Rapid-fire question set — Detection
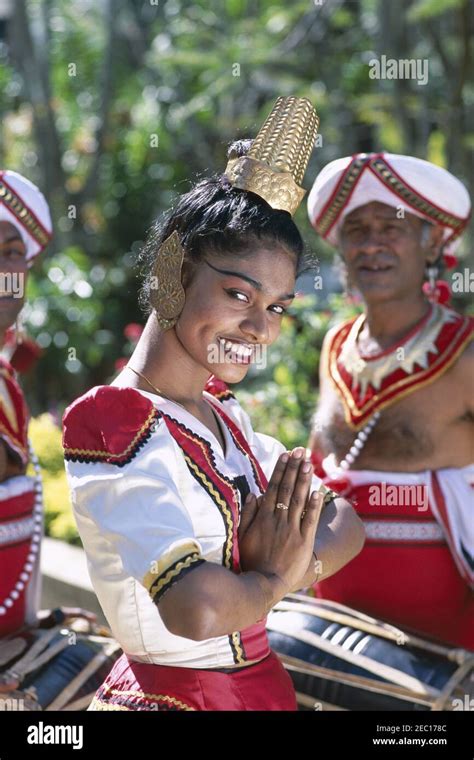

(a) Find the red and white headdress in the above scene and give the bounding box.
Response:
[307,153,471,254]
[0,170,52,264]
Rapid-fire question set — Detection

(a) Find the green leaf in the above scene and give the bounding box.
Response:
[408,0,464,21]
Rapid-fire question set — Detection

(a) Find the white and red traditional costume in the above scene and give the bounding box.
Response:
[316,305,474,649]
[307,153,473,650]
[62,378,324,710]
[0,171,51,635]
[0,358,42,636]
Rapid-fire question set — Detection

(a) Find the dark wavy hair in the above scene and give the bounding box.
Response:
[138,140,315,314]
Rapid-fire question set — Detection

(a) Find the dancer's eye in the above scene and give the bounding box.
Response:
[225,289,249,303]
[269,304,287,315]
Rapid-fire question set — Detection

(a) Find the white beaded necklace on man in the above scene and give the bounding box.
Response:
[0,441,43,617]
[338,410,381,471]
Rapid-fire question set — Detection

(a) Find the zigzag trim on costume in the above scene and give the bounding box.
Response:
[158,412,246,664]
[229,631,245,666]
[63,408,160,466]
[370,156,469,244]
[91,686,195,711]
[184,455,236,570]
[209,401,268,494]
[315,153,470,245]
[325,310,474,429]
[149,552,206,603]
[160,413,241,570]
[316,154,371,237]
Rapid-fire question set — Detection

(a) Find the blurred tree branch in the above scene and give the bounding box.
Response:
[1,0,471,410]
[11,0,65,203]
[77,0,118,204]
[423,0,472,195]
[11,0,119,228]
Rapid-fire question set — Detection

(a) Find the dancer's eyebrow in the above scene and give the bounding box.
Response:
[205,261,295,300]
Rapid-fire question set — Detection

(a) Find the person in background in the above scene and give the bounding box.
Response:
[0,170,53,636]
[0,173,99,709]
[307,152,473,649]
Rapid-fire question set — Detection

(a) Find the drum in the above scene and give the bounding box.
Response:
[267,593,474,711]
[0,616,121,711]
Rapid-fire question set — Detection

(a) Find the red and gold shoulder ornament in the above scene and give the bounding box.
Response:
[62,385,160,467]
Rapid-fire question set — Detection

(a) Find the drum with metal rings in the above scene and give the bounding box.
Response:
[0,617,121,711]
[267,593,474,711]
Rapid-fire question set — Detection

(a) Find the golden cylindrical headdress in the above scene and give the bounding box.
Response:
[224,96,319,216]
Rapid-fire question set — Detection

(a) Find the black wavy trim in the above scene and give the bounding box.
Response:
[93,687,190,711]
[229,633,246,665]
[64,411,162,467]
[163,413,238,572]
[212,389,236,402]
[151,556,206,604]
[160,411,239,498]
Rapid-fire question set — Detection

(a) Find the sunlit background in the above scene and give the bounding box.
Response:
[0,0,472,421]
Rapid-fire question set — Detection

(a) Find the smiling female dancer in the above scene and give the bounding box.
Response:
[62,97,365,711]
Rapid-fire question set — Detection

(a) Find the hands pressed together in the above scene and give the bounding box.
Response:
[238,446,325,594]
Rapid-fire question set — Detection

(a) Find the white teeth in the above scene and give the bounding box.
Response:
[219,338,253,357]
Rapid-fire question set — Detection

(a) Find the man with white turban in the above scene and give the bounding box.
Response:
[0,170,52,262]
[0,170,52,348]
[0,171,118,710]
[0,170,53,636]
[307,152,473,650]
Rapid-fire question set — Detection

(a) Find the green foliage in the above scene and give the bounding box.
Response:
[28,414,81,546]
[0,0,471,420]
[408,0,465,21]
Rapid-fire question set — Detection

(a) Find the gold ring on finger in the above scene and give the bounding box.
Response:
[276,502,289,510]
[300,510,307,520]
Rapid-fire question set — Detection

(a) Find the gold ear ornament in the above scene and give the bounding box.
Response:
[149,230,186,331]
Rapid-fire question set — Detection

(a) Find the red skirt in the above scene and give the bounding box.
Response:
[88,650,296,711]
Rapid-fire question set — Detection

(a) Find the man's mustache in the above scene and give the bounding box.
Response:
[352,254,397,269]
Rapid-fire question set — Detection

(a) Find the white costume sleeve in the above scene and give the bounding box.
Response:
[66,421,205,604]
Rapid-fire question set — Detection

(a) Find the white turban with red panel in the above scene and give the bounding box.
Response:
[0,170,52,264]
[307,152,471,253]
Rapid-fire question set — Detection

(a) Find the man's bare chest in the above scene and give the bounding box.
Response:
[317,373,469,468]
